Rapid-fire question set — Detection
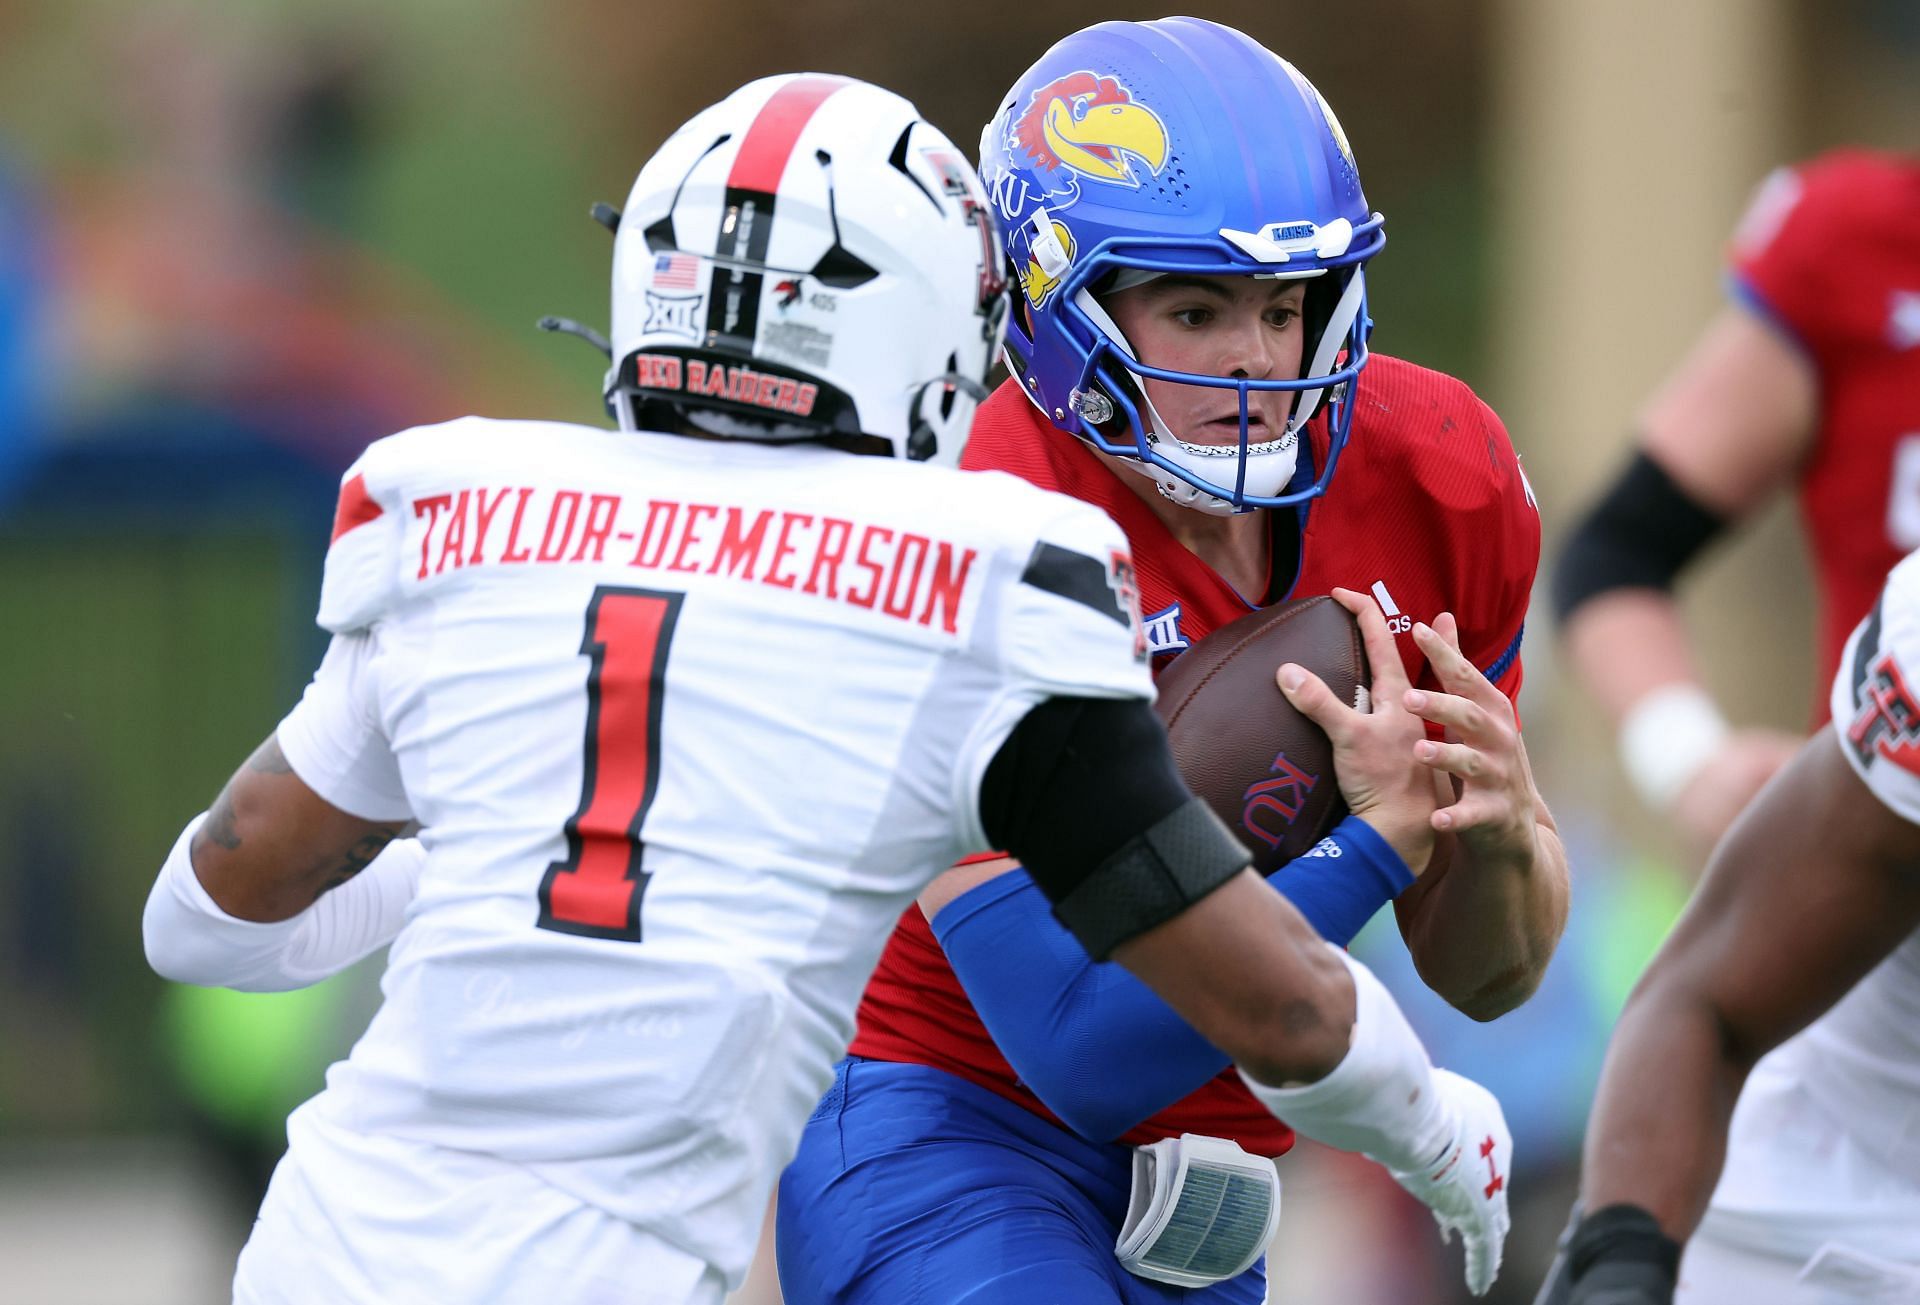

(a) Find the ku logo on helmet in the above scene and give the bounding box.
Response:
[1319,92,1356,173]
[1011,72,1169,188]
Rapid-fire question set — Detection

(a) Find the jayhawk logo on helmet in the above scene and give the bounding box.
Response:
[1020,219,1076,308]
[1011,72,1168,187]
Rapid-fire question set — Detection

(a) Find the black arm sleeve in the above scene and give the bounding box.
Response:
[979,695,1251,958]
[1551,448,1731,626]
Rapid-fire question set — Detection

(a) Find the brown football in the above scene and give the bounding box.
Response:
[1153,595,1368,873]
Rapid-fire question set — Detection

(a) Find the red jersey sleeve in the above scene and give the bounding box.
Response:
[1461,392,1537,706]
[1359,359,1538,708]
[1729,150,1903,370]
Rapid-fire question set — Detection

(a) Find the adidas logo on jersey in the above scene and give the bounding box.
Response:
[1371,580,1414,635]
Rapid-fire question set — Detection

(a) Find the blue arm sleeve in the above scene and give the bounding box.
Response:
[933,815,1413,1142]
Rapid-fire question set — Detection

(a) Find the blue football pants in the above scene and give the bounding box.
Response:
[776,1057,1267,1304]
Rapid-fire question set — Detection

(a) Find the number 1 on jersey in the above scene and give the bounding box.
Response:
[538,586,683,942]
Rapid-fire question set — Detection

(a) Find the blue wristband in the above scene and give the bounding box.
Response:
[1266,814,1416,945]
[926,817,1417,1141]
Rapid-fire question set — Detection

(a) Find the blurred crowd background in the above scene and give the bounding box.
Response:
[0,1,1915,1302]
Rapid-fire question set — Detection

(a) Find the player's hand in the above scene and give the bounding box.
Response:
[1533,1203,1678,1305]
[1403,614,1540,870]
[1277,587,1437,874]
[1387,1069,1512,1296]
[1672,730,1799,861]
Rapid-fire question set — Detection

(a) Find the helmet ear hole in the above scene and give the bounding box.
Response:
[1087,360,1145,441]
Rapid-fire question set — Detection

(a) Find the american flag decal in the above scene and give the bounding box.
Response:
[653,253,701,290]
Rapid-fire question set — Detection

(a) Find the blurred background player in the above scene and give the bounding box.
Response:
[1541,147,1920,1304]
[1553,150,1920,856]
[140,72,1513,1303]
[1537,549,1920,1303]
[777,20,1560,1303]
[0,149,49,505]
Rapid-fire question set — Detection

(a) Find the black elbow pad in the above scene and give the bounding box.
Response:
[1552,450,1729,625]
[1048,797,1251,959]
[978,695,1250,958]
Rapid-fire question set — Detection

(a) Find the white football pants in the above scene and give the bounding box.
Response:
[233,1102,727,1305]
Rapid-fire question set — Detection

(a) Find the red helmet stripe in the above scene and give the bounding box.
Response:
[726,75,852,194]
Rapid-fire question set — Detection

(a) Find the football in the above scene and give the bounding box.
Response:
[1153,595,1368,873]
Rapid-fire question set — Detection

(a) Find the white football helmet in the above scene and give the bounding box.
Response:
[604,74,1007,465]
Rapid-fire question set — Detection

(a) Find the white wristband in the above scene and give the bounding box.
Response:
[1236,947,1451,1174]
[1618,683,1731,811]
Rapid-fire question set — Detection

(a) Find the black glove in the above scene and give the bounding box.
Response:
[1534,1203,1680,1305]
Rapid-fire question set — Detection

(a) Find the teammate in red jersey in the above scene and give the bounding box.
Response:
[776,19,1564,1303]
[1555,150,1920,853]
[1545,151,1920,1302]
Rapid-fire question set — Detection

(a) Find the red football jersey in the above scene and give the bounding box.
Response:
[849,352,1540,1156]
[1728,149,1920,708]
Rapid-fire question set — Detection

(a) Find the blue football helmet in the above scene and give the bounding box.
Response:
[979,18,1384,514]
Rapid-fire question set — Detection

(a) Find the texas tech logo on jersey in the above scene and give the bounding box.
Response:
[1846,647,1920,778]
[1017,541,1146,661]
[1107,549,1147,662]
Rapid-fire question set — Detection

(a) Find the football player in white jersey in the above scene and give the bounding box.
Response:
[1539,549,1920,1304]
[143,74,1513,1303]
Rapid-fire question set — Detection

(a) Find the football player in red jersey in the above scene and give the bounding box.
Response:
[1544,151,1920,1302]
[1555,150,1920,855]
[137,72,1520,1304]
[776,19,1564,1304]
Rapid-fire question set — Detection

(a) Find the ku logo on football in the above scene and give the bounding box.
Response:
[1240,752,1318,851]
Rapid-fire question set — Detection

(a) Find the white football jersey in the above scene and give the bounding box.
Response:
[1793,549,1920,1182]
[1698,555,1920,1263]
[271,415,1152,1285]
